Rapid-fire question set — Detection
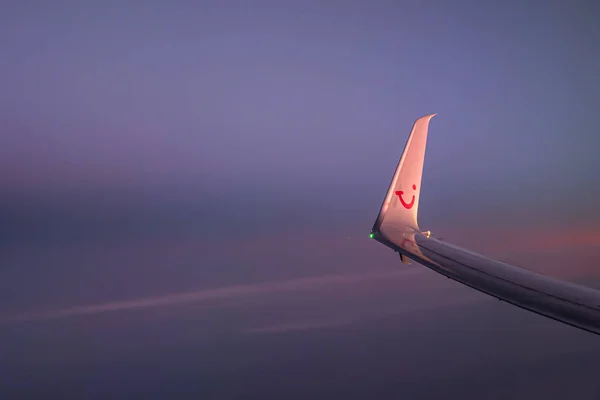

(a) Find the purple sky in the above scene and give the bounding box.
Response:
[1,1,600,397]
[2,1,599,201]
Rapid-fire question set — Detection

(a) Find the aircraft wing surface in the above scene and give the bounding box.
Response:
[370,114,600,335]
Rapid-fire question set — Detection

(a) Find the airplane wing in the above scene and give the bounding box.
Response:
[370,114,600,335]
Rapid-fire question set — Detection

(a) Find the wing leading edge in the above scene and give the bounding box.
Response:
[370,115,600,335]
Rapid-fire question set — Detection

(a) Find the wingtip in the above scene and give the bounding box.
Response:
[415,113,437,124]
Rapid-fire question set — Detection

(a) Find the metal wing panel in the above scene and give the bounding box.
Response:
[376,225,600,335]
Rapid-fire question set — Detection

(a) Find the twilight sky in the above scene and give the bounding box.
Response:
[1,1,600,398]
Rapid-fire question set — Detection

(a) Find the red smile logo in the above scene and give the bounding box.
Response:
[395,184,417,209]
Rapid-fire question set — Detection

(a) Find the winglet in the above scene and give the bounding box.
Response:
[371,114,436,235]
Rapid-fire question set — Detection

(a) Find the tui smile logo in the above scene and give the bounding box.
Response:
[395,184,416,209]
